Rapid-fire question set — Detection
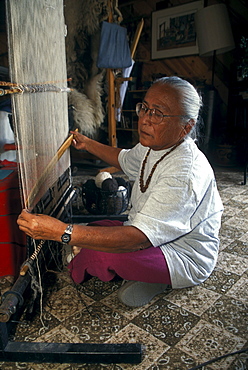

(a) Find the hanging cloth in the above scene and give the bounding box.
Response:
[97,21,132,69]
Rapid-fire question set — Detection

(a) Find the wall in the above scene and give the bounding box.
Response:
[119,0,243,104]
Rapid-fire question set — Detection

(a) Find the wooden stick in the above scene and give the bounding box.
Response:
[131,18,144,59]
[25,129,78,209]
[20,240,45,276]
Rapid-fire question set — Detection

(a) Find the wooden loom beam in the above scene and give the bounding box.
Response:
[0,329,142,364]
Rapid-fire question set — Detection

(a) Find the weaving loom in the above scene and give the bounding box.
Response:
[0,0,141,364]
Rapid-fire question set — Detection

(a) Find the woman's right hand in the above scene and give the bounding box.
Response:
[70,129,122,169]
[70,130,90,151]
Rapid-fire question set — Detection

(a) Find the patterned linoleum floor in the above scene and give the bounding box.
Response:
[0,166,247,369]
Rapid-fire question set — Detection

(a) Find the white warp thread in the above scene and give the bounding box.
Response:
[6,0,70,211]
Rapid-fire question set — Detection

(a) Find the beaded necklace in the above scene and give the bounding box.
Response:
[139,140,184,193]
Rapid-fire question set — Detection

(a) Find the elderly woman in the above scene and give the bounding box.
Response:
[18,76,223,307]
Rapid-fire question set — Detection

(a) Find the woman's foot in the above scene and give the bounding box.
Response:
[66,246,82,263]
[117,281,171,307]
[72,246,81,256]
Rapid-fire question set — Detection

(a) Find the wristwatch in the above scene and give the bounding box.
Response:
[61,224,73,244]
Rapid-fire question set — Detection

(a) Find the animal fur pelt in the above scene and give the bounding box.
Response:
[68,73,105,138]
[64,0,109,138]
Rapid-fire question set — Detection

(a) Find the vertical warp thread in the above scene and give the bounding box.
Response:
[6,0,70,211]
[6,0,71,325]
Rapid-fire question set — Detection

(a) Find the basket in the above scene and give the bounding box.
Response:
[82,180,130,215]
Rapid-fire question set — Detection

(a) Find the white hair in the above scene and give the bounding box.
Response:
[152,76,203,139]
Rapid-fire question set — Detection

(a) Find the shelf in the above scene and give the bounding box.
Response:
[116,88,147,148]
[117,128,137,131]
[127,89,147,93]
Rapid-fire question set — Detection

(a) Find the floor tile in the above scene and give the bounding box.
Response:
[43,285,95,322]
[202,295,248,339]
[132,298,200,347]
[225,275,248,303]
[63,301,129,343]
[216,251,248,275]
[222,216,248,231]
[106,323,170,370]
[202,268,241,294]
[175,320,247,370]
[164,286,220,316]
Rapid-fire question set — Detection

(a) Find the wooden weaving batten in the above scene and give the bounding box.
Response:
[25,129,77,210]
[21,129,78,275]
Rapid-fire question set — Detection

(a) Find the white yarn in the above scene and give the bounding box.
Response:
[95,172,112,188]
[6,0,70,211]
[117,185,127,198]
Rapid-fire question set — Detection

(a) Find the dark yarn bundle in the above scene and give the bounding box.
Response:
[82,173,130,215]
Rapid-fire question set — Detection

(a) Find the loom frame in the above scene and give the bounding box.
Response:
[0,324,142,364]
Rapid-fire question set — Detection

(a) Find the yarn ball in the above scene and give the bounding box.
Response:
[82,179,98,213]
[95,172,112,188]
[82,174,130,215]
[117,185,127,198]
[101,177,119,193]
[115,177,127,187]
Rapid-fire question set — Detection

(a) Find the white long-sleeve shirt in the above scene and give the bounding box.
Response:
[118,138,223,288]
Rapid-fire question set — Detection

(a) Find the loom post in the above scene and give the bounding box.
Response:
[0,274,31,323]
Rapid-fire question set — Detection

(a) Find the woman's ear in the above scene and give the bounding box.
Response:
[184,119,195,135]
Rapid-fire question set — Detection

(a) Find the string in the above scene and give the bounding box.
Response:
[33,239,46,330]
[0,80,72,96]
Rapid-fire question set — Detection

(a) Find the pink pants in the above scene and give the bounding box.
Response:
[68,220,172,285]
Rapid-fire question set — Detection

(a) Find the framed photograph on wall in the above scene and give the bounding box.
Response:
[151,1,203,59]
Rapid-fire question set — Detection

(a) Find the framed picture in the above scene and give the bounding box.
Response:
[151,1,203,59]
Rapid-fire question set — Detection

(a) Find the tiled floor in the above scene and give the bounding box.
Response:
[0,165,247,369]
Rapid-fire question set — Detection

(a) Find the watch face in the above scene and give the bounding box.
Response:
[62,233,71,244]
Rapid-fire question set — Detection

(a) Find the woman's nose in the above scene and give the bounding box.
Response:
[139,113,152,126]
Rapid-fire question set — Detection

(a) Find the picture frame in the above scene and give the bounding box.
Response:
[151,1,203,59]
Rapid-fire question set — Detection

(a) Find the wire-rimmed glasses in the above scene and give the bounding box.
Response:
[136,102,187,125]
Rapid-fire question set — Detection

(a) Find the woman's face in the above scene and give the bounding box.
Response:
[138,84,189,151]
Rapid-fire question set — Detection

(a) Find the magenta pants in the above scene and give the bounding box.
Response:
[68,220,172,285]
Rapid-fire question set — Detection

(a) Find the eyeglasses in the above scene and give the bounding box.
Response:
[136,102,186,125]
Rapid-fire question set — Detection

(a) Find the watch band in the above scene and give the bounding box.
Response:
[61,224,73,244]
[64,224,73,235]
